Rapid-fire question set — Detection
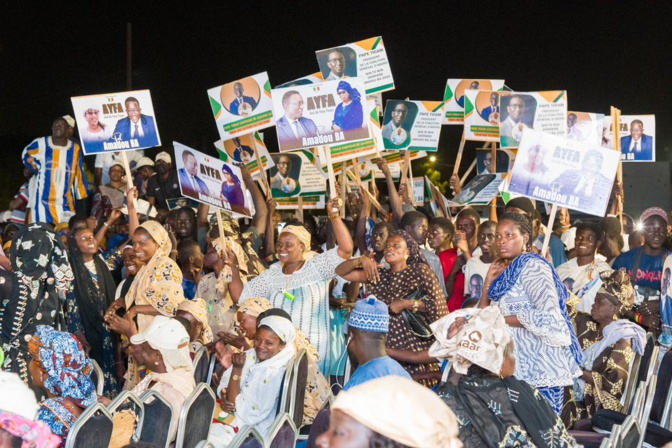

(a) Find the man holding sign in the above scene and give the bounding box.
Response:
[275,90,318,147]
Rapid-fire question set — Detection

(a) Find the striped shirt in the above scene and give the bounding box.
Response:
[22,137,88,225]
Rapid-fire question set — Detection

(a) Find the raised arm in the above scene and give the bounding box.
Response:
[375,158,404,226]
[240,163,268,234]
[355,190,371,255]
[127,187,140,237]
[263,198,277,261]
[327,197,354,260]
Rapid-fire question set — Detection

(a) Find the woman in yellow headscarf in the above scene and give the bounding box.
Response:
[106,189,185,388]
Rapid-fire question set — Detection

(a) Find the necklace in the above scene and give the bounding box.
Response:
[282,260,305,301]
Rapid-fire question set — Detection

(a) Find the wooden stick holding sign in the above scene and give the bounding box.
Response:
[297,197,304,222]
[611,106,624,222]
[340,169,347,218]
[321,146,343,218]
[451,130,467,189]
[540,203,558,258]
[120,151,138,209]
[490,141,498,221]
[252,143,271,194]
[433,183,449,218]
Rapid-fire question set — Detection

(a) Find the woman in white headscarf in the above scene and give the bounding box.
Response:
[209,315,297,445]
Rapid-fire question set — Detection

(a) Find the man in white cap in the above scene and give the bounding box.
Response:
[134,156,155,198]
[343,297,410,391]
[94,149,145,189]
[147,151,181,210]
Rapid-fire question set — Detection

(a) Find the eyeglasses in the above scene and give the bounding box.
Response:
[328,58,345,63]
[86,110,99,115]
[392,109,407,115]
[337,91,348,95]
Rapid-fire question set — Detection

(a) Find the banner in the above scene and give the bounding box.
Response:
[207,72,274,140]
[476,148,514,174]
[271,78,371,152]
[173,142,252,218]
[566,111,604,146]
[442,79,505,125]
[499,91,567,149]
[214,132,275,179]
[448,174,504,206]
[464,90,502,142]
[71,89,161,154]
[506,129,619,216]
[316,36,394,94]
[602,114,656,162]
[382,100,444,151]
[268,150,327,198]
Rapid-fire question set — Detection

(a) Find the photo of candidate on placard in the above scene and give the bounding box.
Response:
[382,100,418,148]
[316,46,358,81]
[270,153,301,195]
[442,78,506,124]
[499,94,537,148]
[603,115,656,162]
[507,129,618,216]
[271,79,371,152]
[166,197,200,210]
[567,112,604,146]
[450,174,497,205]
[71,89,161,154]
[476,149,511,174]
[207,72,274,140]
[214,132,275,179]
[174,142,251,217]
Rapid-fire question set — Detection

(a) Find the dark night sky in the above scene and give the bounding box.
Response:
[1,1,671,200]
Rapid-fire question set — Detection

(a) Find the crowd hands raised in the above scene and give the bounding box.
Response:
[3,120,672,447]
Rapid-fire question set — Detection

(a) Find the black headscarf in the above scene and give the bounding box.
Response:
[389,229,428,266]
[68,232,117,367]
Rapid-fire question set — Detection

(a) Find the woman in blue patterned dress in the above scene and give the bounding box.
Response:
[28,326,98,445]
[479,212,582,416]
[332,81,364,131]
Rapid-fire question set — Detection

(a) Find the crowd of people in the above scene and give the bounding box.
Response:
[2,115,672,447]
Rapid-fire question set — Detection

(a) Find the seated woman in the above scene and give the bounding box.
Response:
[431,306,576,448]
[209,315,296,445]
[316,376,461,448]
[567,269,645,423]
[28,326,98,444]
[217,298,330,426]
[101,315,196,443]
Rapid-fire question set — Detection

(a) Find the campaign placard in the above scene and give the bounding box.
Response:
[442,79,505,125]
[412,177,424,206]
[214,132,274,179]
[567,111,604,146]
[499,91,567,149]
[173,142,252,218]
[271,79,371,152]
[381,100,444,151]
[425,176,451,217]
[268,150,327,198]
[464,90,502,142]
[316,36,394,95]
[448,174,504,206]
[71,89,161,154]
[506,129,619,216]
[329,97,380,163]
[602,114,656,162]
[476,148,514,174]
[207,72,274,140]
